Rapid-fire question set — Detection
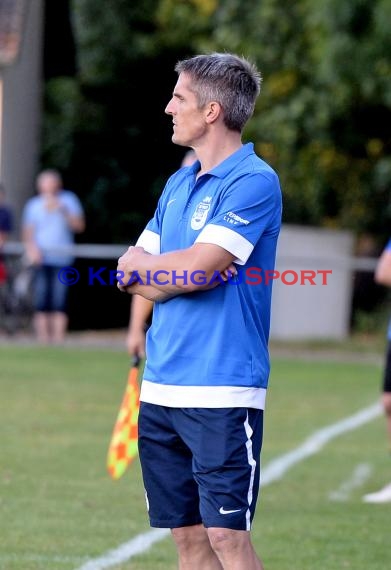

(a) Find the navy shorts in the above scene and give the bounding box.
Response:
[33,265,68,312]
[138,403,263,531]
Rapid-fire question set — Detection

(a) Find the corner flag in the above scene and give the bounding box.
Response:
[107,356,141,479]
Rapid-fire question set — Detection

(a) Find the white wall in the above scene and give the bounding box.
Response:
[270,225,355,340]
[0,0,43,234]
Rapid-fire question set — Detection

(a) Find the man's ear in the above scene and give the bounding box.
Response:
[205,101,222,124]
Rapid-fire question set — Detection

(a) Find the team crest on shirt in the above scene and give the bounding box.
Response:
[191,196,212,230]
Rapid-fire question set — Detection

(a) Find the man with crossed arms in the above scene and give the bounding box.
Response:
[118,53,282,570]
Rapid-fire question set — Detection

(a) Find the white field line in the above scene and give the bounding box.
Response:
[261,402,381,486]
[74,529,170,570]
[328,463,373,502]
[75,401,382,570]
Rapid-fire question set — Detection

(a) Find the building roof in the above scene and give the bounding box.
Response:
[0,0,26,67]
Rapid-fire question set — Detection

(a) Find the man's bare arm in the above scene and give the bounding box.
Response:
[126,295,153,357]
[22,223,42,265]
[117,242,237,297]
[61,207,85,233]
[375,249,391,287]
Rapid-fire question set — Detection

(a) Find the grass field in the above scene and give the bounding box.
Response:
[1,344,390,570]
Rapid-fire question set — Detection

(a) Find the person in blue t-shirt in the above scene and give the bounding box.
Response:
[363,239,391,503]
[22,169,85,344]
[117,53,282,569]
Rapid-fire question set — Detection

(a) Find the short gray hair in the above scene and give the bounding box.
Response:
[175,53,262,132]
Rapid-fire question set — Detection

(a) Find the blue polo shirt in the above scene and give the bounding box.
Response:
[137,143,282,409]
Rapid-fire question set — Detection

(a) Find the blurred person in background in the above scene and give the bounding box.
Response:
[21,169,85,344]
[126,149,197,357]
[363,239,391,503]
[0,184,13,285]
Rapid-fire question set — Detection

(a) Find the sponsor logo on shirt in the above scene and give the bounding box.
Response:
[191,196,212,230]
[223,211,250,225]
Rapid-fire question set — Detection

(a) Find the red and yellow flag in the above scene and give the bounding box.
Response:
[107,357,141,479]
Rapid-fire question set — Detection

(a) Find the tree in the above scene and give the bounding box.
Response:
[191,0,391,238]
[42,0,198,243]
[41,0,391,243]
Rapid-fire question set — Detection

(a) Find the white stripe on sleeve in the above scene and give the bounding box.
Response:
[195,224,253,265]
[136,229,161,255]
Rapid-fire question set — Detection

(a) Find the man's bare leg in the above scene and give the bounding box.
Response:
[207,528,264,570]
[33,312,50,344]
[51,311,68,344]
[382,393,391,451]
[172,525,223,570]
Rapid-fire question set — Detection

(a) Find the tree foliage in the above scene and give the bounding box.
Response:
[41,0,391,244]
[192,0,391,236]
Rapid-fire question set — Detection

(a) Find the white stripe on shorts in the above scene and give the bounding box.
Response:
[244,412,257,531]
